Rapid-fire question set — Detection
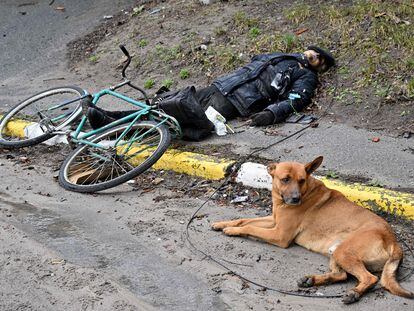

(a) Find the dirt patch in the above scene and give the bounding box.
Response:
[0,144,67,171]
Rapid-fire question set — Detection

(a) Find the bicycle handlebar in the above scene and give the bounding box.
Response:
[118,44,150,104]
[120,44,131,78]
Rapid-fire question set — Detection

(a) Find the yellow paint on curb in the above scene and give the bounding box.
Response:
[0,115,33,138]
[152,150,235,180]
[124,146,235,180]
[321,177,414,220]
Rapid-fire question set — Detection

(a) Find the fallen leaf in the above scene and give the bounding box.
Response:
[374,12,386,18]
[152,177,164,185]
[295,28,309,36]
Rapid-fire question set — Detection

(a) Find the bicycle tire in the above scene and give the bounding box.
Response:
[58,120,171,193]
[0,86,87,148]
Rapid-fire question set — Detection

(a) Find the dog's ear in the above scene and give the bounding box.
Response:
[305,156,323,175]
[267,163,277,176]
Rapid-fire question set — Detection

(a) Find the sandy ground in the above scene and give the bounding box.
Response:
[0,147,413,310]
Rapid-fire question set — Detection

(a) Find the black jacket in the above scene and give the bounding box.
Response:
[212,53,318,122]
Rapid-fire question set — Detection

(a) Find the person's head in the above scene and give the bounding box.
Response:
[303,46,335,73]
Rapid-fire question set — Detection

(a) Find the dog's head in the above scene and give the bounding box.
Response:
[267,156,323,206]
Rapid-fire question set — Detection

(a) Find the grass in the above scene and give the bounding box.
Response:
[132,5,144,17]
[162,78,174,89]
[214,26,227,36]
[249,27,261,38]
[138,39,148,48]
[179,69,189,79]
[326,170,339,179]
[155,44,182,63]
[283,0,414,100]
[233,11,258,29]
[144,79,155,89]
[282,33,298,51]
[88,55,99,63]
[368,180,383,188]
[284,4,311,24]
[408,79,414,97]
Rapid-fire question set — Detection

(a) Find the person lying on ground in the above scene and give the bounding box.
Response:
[86,45,335,141]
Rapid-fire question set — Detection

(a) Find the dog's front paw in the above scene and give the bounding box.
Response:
[211,221,227,231]
[342,290,360,304]
[223,227,242,236]
[297,276,314,288]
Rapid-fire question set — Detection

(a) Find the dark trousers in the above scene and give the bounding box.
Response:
[195,85,240,120]
[99,85,239,121]
[87,85,238,141]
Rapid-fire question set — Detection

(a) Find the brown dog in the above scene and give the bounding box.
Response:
[212,156,413,304]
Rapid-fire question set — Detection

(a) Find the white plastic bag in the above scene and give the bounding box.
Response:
[205,106,227,136]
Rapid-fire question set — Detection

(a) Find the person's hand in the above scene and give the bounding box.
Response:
[250,111,274,126]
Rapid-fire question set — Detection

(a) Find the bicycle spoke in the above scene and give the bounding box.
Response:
[104,160,116,183]
[89,159,109,185]
[68,158,100,180]
[112,156,129,174]
[80,159,107,185]
[68,157,99,176]
[123,134,160,161]
[60,120,170,192]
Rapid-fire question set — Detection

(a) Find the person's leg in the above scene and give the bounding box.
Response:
[195,85,216,108]
[196,85,240,120]
[86,106,136,129]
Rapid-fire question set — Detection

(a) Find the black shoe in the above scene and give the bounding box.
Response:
[81,95,94,116]
[87,107,116,129]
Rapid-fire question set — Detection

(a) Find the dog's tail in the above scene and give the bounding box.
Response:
[380,243,414,298]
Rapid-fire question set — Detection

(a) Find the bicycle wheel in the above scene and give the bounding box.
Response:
[0,86,87,148]
[59,120,171,193]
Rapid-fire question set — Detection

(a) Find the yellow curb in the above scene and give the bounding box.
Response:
[321,177,414,220]
[0,115,33,138]
[127,147,236,180]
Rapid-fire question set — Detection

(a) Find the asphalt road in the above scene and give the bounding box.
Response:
[0,0,135,101]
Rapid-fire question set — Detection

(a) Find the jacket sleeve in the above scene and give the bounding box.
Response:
[264,69,318,123]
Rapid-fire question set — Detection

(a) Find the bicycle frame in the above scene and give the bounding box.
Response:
[47,82,182,150]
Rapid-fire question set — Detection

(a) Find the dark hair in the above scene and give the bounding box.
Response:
[307,45,335,70]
